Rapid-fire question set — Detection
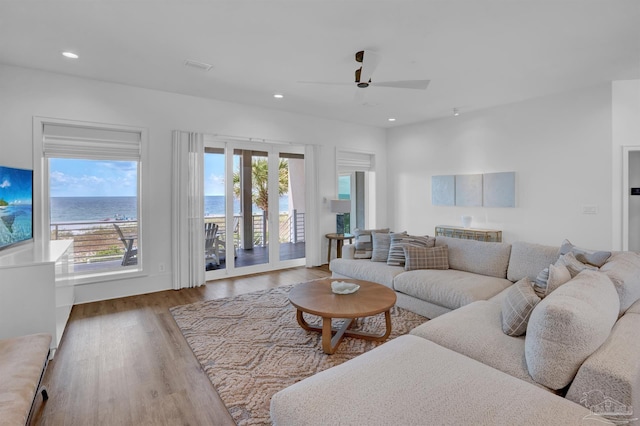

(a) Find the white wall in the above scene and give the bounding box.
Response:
[386,84,614,249]
[0,64,386,303]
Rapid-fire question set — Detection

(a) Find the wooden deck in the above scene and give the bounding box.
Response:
[208,242,305,270]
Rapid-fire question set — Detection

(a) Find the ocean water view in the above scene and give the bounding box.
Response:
[50,196,290,223]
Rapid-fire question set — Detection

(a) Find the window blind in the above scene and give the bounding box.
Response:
[42,123,141,160]
[337,150,374,171]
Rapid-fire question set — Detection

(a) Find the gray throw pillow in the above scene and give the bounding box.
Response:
[501,278,541,337]
[353,228,389,259]
[403,245,449,271]
[559,239,611,267]
[387,234,436,266]
[556,251,598,277]
[371,232,399,262]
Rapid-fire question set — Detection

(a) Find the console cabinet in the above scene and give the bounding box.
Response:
[435,225,502,242]
[0,240,74,356]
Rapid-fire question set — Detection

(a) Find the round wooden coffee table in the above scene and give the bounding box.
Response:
[288,278,397,354]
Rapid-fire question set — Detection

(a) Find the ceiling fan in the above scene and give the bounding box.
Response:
[299,50,430,93]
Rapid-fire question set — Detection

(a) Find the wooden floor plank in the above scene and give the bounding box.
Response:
[33,265,330,425]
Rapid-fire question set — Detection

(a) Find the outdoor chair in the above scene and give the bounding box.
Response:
[205,222,222,266]
[113,223,137,266]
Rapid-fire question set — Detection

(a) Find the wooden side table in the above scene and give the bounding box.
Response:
[325,233,354,263]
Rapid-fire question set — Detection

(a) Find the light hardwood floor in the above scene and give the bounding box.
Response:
[33,266,331,426]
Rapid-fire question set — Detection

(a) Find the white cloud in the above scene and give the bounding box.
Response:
[0,179,10,188]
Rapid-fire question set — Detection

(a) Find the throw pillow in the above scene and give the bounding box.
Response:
[525,270,620,390]
[403,245,449,271]
[545,263,572,296]
[559,239,611,267]
[371,231,402,262]
[556,251,598,277]
[501,278,541,337]
[532,267,550,298]
[387,234,436,266]
[353,228,389,259]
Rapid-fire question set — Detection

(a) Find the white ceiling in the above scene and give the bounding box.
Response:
[1,1,639,128]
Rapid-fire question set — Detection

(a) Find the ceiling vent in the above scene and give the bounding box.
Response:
[184,59,213,71]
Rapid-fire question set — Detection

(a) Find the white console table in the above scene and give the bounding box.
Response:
[0,240,74,356]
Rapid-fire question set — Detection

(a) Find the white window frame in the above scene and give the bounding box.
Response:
[33,117,148,284]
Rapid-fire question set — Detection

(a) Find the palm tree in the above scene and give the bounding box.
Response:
[233,158,289,218]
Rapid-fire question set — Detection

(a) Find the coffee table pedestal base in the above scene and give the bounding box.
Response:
[295,309,392,355]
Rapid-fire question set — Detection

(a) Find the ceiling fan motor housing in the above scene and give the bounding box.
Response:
[354,67,370,87]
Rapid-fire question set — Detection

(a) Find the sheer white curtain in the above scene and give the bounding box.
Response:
[171,131,205,289]
[304,144,322,267]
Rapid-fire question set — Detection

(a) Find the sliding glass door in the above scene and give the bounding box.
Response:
[204,138,306,279]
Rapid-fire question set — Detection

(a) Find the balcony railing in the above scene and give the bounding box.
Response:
[50,220,138,266]
[50,211,305,267]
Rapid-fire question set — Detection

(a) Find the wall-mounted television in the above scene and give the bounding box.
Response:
[0,165,33,252]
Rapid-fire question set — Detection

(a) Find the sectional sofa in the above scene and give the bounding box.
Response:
[270,235,640,425]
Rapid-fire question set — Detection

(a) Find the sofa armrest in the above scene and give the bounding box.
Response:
[566,311,640,421]
[342,244,355,259]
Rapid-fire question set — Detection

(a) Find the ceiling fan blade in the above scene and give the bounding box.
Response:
[372,80,431,90]
[358,50,380,83]
[297,80,354,87]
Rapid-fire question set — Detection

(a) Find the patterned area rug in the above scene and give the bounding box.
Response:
[170,284,427,425]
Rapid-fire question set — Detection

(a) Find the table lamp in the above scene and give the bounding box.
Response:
[330,199,351,235]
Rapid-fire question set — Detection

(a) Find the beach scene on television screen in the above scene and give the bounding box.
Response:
[0,166,33,248]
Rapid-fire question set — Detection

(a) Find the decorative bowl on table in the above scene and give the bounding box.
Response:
[331,281,360,294]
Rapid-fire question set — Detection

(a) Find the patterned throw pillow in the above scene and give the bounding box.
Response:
[501,278,541,337]
[403,245,449,271]
[387,234,436,266]
[559,239,611,267]
[353,228,389,259]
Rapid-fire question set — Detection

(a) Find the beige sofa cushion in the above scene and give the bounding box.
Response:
[393,269,512,311]
[270,335,591,426]
[329,258,404,289]
[0,333,51,426]
[627,298,640,315]
[599,251,640,315]
[566,311,640,420]
[525,270,620,390]
[411,301,541,388]
[435,236,511,278]
[507,241,560,282]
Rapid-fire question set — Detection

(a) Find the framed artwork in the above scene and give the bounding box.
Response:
[431,175,455,206]
[483,172,516,207]
[455,174,483,207]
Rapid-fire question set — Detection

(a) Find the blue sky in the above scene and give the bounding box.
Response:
[48,155,234,197]
[204,152,241,196]
[49,159,137,197]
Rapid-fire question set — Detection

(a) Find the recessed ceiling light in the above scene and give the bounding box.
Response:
[388,118,396,122]
[273,93,284,99]
[62,51,79,59]
[453,108,460,117]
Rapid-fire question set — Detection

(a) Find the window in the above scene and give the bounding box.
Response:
[34,118,145,280]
